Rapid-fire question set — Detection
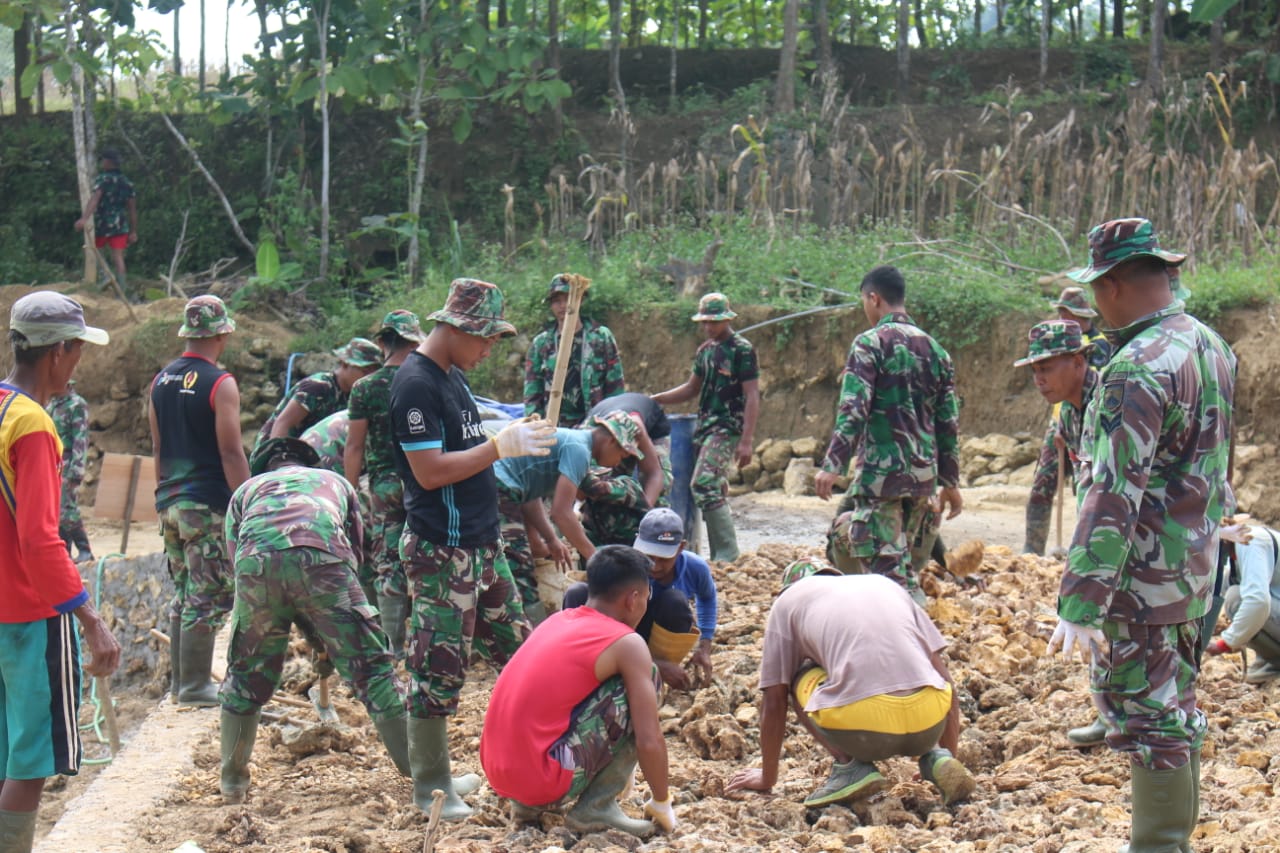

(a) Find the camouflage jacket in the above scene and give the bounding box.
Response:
[580,449,674,546]
[93,169,135,237]
[1061,303,1236,628]
[1083,326,1113,369]
[47,389,89,485]
[347,364,399,480]
[820,312,960,497]
[255,371,345,451]
[1057,365,1100,480]
[300,411,348,475]
[225,465,363,567]
[523,319,625,427]
[693,332,759,441]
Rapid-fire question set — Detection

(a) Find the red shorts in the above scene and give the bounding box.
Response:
[95,233,128,249]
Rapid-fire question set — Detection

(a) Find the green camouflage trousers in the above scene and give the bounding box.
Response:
[497,491,541,617]
[368,474,408,599]
[58,477,91,553]
[161,501,233,633]
[1092,620,1206,770]
[220,546,404,721]
[400,530,530,717]
[692,431,737,512]
[542,667,662,807]
[827,493,931,599]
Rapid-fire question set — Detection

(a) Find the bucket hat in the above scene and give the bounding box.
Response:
[333,337,382,367]
[379,309,426,344]
[1013,320,1088,367]
[691,292,737,322]
[179,295,236,338]
[428,278,517,339]
[1065,218,1187,284]
[591,410,644,459]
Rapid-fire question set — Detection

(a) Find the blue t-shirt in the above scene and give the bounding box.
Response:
[494,428,593,502]
[652,551,718,640]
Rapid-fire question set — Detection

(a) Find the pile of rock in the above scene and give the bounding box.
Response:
[727,437,843,497]
[960,432,1042,488]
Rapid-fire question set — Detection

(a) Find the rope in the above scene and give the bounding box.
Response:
[79,552,126,765]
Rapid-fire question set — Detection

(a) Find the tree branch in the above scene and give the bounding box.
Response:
[160,113,256,255]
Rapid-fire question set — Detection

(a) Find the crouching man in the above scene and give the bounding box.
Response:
[480,545,676,837]
[219,437,413,803]
[728,560,975,808]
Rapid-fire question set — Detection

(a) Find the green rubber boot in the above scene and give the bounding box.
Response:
[177,627,220,707]
[0,808,37,853]
[220,708,261,804]
[1067,716,1108,748]
[703,504,740,563]
[919,748,977,805]
[565,737,654,837]
[1118,761,1196,853]
[168,614,182,703]
[1023,502,1051,555]
[803,759,889,807]
[1182,750,1200,853]
[407,717,478,820]
[377,592,410,660]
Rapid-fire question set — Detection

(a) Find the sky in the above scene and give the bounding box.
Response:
[134,2,269,74]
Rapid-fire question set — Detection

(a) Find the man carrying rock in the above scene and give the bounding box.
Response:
[1,292,121,852]
[46,379,94,564]
[1047,218,1235,852]
[727,560,974,809]
[389,278,555,820]
[480,545,675,838]
[253,336,382,452]
[149,295,250,707]
[815,265,962,604]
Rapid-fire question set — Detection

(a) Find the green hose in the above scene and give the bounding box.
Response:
[79,552,126,765]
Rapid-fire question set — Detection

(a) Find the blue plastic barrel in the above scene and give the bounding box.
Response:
[667,414,699,541]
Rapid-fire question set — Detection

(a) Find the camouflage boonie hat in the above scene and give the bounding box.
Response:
[1066,218,1187,284]
[1049,286,1097,319]
[428,278,517,339]
[780,558,841,592]
[249,436,320,477]
[333,337,382,367]
[591,410,644,459]
[178,295,236,338]
[379,309,426,344]
[691,292,737,322]
[1013,320,1088,367]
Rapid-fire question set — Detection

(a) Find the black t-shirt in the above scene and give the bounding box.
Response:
[150,353,234,512]
[588,392,670,440]
[390,351,499,547]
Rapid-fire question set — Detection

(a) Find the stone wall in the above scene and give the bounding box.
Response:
[85,553,171,697]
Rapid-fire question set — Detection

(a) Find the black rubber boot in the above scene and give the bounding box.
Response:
[407,717,479,820]
[1023,502,1051,555]
[220,708,261,804]
[565,737,655,837]
[168,615,182,703]
[177,627,221,707]
[1119,761,1196,853]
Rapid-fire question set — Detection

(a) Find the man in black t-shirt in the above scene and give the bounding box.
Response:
[389,278,555,821]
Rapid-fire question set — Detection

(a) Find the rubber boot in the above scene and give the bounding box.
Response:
[168,615,182,703]
[1067,715,1108,748]
[177,627,221,707]
[919,748,976,805]
[565,738,655,837]
[702,504,740,563]
[1118,761,1196,853]
[374,715,413,778]
[1182,750,1200,853]
[0,808,37,853]
[406,717,478,820]
[377,591,410,659]
[523,599,549,627]
[1023,502,1051,555]
[220,708,261,804]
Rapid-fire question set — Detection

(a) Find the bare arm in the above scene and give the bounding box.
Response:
[74,601,121,678]
[214,377,251,490]
[403,442,498,491]
[634,425,663,507]
[268,398,311,439]
[736,377,760,467]
[651,372,702,407]
[75,189,103,230]
[726,683,789,792]
[127,197,138,244]
[605,634,669,801]
[344,417,368,488]
[521,499,572,569]
[551,474,596,561]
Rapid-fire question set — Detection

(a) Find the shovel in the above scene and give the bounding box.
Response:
[308,653,340,724]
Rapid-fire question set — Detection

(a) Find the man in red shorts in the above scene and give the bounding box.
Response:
[74,148,137,293]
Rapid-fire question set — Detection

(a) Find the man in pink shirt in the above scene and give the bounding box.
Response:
[1,292,121,852]
[481,545,676,837]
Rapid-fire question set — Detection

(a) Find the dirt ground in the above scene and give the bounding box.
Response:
[37,490,1280,853]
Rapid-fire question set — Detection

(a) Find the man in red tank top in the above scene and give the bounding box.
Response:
[480,545,677,837]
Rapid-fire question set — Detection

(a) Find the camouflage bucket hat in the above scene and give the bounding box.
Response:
[179,295,236,338]
[1049,286,1097,319]
[333,337,382,367]
[1065,218,1187,284]
[780,558,841,592]
[691,291,737,322]
[379,309,426,344]
[428,278,517,339]
[249,436,320,477]
[592,410,644,459]
[1013,320,1088,367]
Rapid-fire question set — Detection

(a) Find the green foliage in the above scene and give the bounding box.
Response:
[1183,251,1280,322]
[1073,42,1136,89]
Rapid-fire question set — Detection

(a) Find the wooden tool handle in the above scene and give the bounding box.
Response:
[1055,443,1066,551]
[544,274,592,427]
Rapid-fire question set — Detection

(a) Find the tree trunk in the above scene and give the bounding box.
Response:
[66,11,96,285]
[173,5,181,74]
[669,0,678,110]
[628,0,641,46]
[996,0,1005,34]
[14,15,33,118]
[897,0,910,101]
[199,0,206,89]
[913,0,928,47]
[407,0,429,287]
[698,0,709,46]
[1137,0,1149,35]
[774,0,799,112]
[316,0,332,281]
[1040,0,1050,85]
[1146,0,1165,96]
[608,0,629,187]
[749,0,760,45]
[974,0,982,35]
[498,0,508,27]
[224,0,231,79]
[1209,17,1223,68]
[1098,0,1105,37]
[813,0,833,76]
[1112,0,1123,37]
[478,0,490,28]
[549,0,562,134]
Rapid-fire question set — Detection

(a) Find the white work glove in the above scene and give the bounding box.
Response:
[1047,618,1106,665]
[643,794,677,832]
[493,417,556,459]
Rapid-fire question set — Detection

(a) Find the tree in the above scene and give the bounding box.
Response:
[896,0,909,101]
[1040,0,1050,85]
[13,13,33,117]
[1112,0,1123,36]
[774,0,798,112]
[1147,0,1166,96]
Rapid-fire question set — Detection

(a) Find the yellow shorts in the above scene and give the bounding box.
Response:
[794,667,952,734]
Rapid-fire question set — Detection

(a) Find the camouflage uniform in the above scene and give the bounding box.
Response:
[823,312,959,600]
[92,169,135,237]
[349,364,407,599]
[162,503,234,631]
[222,464,403,722]
[299,411,379,599]
[1025,366,1100,554]
[580,445,674,546]
[1061,221,1236,772]
[253,338,381,452]
[47,385,92,557]
[523,319,625,427]
[691,333,759,511]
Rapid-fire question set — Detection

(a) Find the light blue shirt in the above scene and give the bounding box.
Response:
[1223,526,1280,650]
[494,428,593,502]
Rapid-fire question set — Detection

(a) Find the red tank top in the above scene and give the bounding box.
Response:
[480,606,632,804]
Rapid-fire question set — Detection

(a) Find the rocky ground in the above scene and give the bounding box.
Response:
[47,490,1280,853]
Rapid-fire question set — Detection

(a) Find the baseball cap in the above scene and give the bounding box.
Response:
[9,292,109,347]
[633,508,685,558]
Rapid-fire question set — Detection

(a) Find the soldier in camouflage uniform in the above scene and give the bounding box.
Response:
[1046,219,1236,852]
[47,380,93,563]
[814,267,962,605]
[1024,286,1113,554]
[652,293,759,562]
[218,437,411,804]
[74,148,137,293]
[523,274,626,427]
[389,278,556,820]
[580,393,673,546]
[253,337,382,453]
[346,310,427,658]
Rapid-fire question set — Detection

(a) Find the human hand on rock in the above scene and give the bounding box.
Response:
[656,658,690,690]
[1205,637,1231,657]
[725,768,772,794]
[1047,618,1104,665]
